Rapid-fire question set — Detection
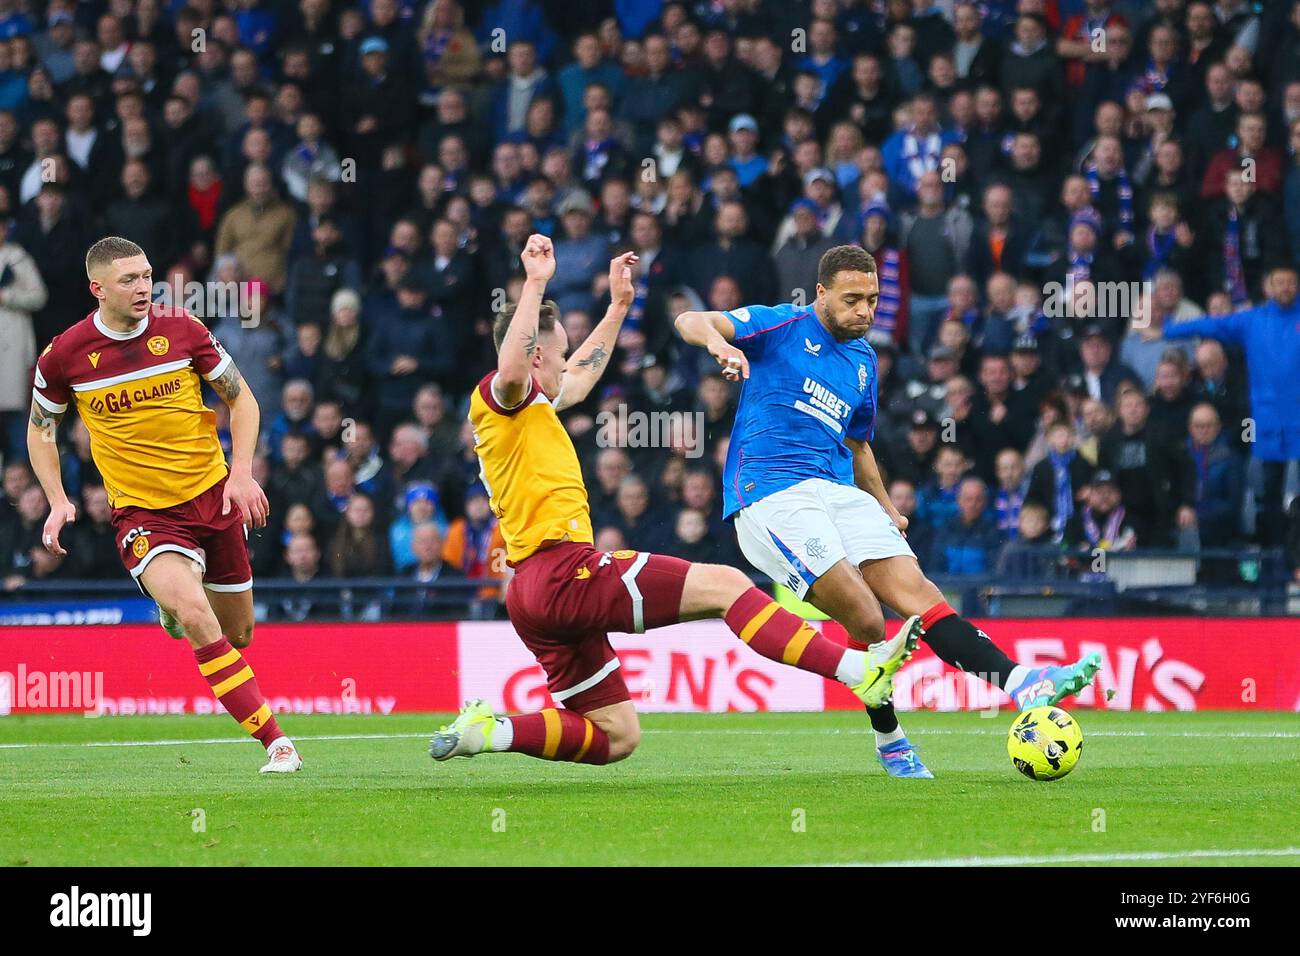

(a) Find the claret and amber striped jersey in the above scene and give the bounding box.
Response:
[469,372,593,564]
[33,305,232,510]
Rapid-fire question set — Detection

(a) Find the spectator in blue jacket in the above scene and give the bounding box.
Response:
[267,379,316,465]
[489,40,555,140]
[1165,265,1300,546]
[881,93,962,197]
[551,190,609,313]
[234,0,279,58]
[614,0,663,40]
[619,34,697,153]
[931,477,1002,574]
[916,445,969,531]
[475,0,558,63]
[389,483,448,573]
[1185,402,1246,547]
[557,33,625,135]
[365,275,448,423]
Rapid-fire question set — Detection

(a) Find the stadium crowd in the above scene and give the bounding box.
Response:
[0,0,1299,617]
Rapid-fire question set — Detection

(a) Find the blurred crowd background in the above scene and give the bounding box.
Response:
[0,0,1299,618]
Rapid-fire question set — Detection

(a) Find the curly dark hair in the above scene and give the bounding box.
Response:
[817,245,877,289]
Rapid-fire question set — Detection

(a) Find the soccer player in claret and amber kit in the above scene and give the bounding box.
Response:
[26,237,300,773]
[428,235,917,767]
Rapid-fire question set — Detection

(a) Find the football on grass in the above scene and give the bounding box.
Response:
[1008,706,1083,781]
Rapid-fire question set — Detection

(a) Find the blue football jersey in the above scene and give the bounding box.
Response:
[721,302,879,518]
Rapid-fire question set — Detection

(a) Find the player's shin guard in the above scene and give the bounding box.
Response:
[919,601,1018,689]
[194,637,284,748]
[723,587,845,678]
[501,709,610,764]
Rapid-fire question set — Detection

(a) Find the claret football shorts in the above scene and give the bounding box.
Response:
[110,475,253,595]
[506,542,690,712]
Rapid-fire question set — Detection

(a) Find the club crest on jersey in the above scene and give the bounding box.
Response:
[88,351,102,368]
[147,335,170,356]
[804,338,822,356]
[858,364,868,392]
[730,307,750,323]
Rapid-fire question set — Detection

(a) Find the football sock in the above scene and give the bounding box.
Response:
[194,638,283,748]
[875,727,907,747]
[725,587,848,680]
[842,626,906,739]
[1004,664,1034,692]
[867,701,900,735]
[920,601,1018,690]
[498,709,610,764]
[491,717,515,751]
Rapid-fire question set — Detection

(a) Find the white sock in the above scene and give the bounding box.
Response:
[834,649,865,686]
[875,727,907,748]
[491,717,513,753]
[1004,664,1034,692]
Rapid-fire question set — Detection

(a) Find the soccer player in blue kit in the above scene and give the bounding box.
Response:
[676,245,1101,778]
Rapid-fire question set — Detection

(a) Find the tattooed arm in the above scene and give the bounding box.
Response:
[555,251,638,412]
[209,360,269,528]
[27,400,75,555]
[496,234,555,409]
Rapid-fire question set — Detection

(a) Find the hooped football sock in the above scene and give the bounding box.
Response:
[725,587,848,679]
[194,637,283,748]
[919,601,1018,690]
[501,709,610,764]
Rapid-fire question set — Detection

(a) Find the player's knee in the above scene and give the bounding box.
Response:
[171,596,214,635]
[919,579,945,609]
[711,564,753,611]
[845,604,886,646]
[606,723,641,762]
[683,562,754,618]
[227,622,254,649]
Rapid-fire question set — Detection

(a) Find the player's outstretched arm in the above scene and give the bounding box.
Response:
[1161,307,1248,347]
[27,400,75,555]
[555,251,638,411]
[674,309,749,381]
[210,361,269,529]
[847,436,907,533]
[497,233,555,408]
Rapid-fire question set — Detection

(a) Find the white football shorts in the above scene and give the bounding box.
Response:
[734,477,915,599]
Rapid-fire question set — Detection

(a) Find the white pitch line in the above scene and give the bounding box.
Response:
[816,847,1300,867]
[0,727,1298,750]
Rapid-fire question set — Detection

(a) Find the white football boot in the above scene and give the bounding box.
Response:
[259,738,303,774]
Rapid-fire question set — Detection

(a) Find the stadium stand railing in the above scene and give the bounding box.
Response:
[3,548,1293,622]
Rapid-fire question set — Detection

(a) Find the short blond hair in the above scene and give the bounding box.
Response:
[85,236,145,278]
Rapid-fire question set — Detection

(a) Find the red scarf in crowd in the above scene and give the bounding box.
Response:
[187,179,223,231]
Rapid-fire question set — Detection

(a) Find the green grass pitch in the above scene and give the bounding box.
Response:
[1,711,1297,866]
